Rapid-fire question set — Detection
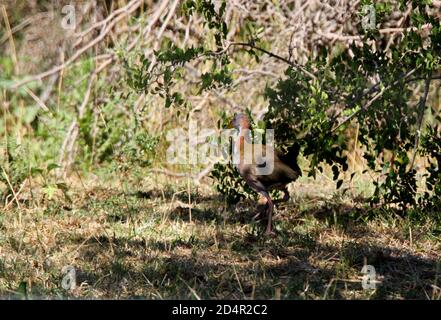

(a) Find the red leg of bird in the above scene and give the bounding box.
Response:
[264,196,275,236]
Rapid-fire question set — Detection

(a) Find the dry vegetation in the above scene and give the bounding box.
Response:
[0,0,440,299]
[0,173,440,299]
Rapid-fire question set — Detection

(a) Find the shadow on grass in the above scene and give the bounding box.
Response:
[70,229,440,299]
[60,188,441,299]
[130,188,222,203]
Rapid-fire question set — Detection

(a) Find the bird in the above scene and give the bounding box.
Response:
[228,113,302,235]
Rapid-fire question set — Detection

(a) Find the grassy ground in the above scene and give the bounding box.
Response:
[0,172,440,300]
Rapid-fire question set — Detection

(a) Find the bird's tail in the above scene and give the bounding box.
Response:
[280,142,302,176]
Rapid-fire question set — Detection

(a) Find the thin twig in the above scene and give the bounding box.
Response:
[74,0,141,46]
[409,73,432,170]
[331,68,419,133]
[11,0,143,89]
[1,166,21,209]
[0,12,52,46]
[209,41,317,81]
[23,87,50,112]
[1,5,19,74]
[58,71,97,175]
[318,25,433,42]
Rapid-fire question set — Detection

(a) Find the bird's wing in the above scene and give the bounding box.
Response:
[238,163,269,195]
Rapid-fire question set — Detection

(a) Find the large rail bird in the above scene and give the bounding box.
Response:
[229,113,301,235]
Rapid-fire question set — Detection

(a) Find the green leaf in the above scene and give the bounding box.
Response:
[16,282,28,300]
[31,167,43,176]
[47,163,60,172]
[42,184,57,200]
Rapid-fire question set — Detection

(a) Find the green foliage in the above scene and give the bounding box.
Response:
[0,45,160,203]
[116,132,159,171]
[182,0,228,47]
[371,150,417,209]
[0,139,70,203]
[121,0,232,109]
[263,6,440,209]
[145,0,441,212]
[200,65,232,91]
[210,162,255,204]
[32,163,71,202]
[0,139,30,201]
[419,125,441,210]
[64,56,160,173]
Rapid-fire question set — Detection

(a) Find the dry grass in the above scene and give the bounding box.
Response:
[0,173,440,300]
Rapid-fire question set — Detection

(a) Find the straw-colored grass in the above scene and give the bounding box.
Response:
[0,172,439,300]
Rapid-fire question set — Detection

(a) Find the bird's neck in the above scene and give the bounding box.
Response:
[236,128,251,159]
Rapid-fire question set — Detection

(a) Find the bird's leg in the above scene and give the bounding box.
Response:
[257,191,275,235]
[264,196,275,236]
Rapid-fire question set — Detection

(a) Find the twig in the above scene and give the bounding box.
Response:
[231,42,317,80]
[318,25,433,42]
[405,75,441,84]
[151,168,188,177]
[11,0,142,89]
[194,162,216,182]
[23,87,50,112]
[4,178,27,210]
[58,70,98,175]
[0,12,52,46]
[156,0,180,42]
[1,166,21,209]
[331,87,385,133]
[409,73,432,170]
[151,162,216,183]
[1,5,19,74]
[232,68,279,78]
[183,15,192,47]
[287,1,309,62]
[74,0,141,46]
[331,68,419,133]
[179,276,201,300]
[210,41,317,81]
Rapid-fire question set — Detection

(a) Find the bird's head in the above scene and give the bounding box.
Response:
[227,113,251,131]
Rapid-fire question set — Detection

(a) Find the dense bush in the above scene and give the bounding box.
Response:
[1,0,440,211]
[146,0,441,210]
